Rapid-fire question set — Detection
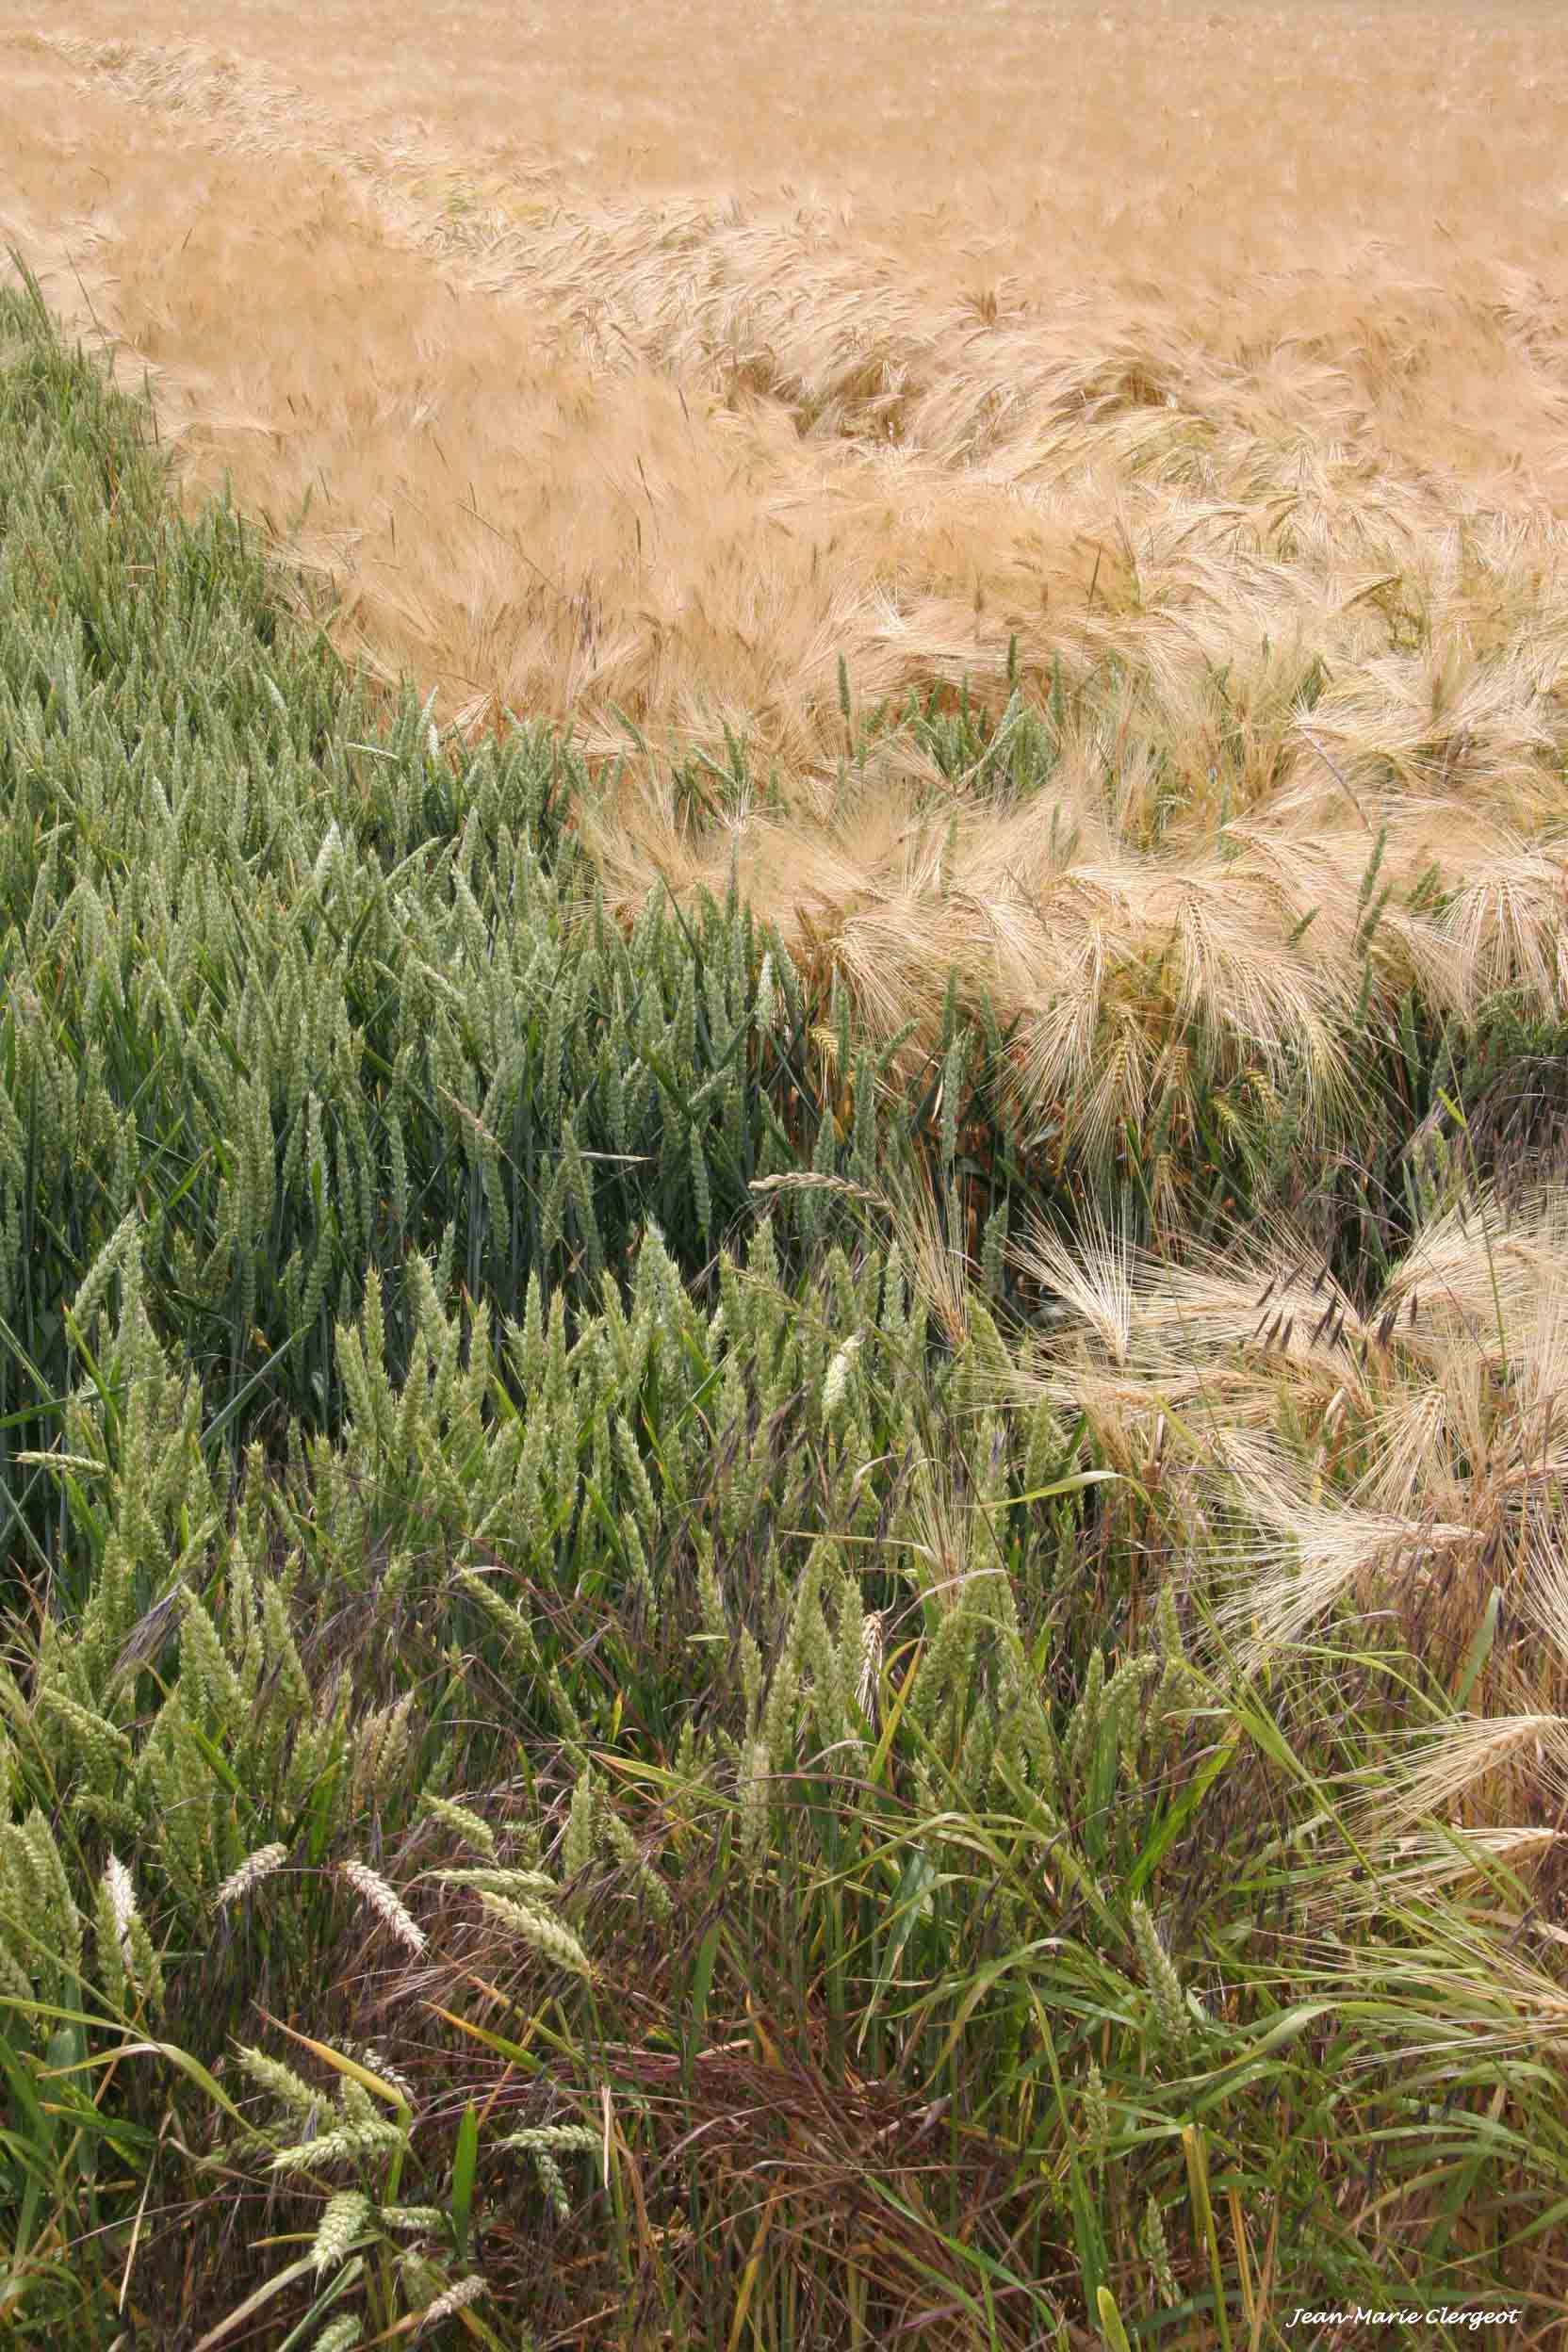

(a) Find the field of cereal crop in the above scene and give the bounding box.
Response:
[5,7,1568,2342]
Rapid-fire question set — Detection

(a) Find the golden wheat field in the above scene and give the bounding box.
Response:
[8,2,1568,1095]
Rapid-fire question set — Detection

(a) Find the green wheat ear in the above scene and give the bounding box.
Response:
[308,2314,366,2352]
[1131,1897,1191,2052]
[1142,2192,1180,2309]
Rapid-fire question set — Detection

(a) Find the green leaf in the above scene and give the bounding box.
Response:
[684,1921,721,2096]
[1452,1588,1499,1712]
[1096,2286,1134,2352]
[1129,1725,1239,1898]
[450,2101,479,2259]
[858,1850,939,2055]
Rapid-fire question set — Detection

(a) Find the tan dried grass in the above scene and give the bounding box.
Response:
[8,3,1568,1098]
[1005,1187,1568,1718]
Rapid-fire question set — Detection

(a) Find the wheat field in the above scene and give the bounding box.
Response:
[12,3,1568,746]
[8,9,1568,2340]
[8,4,1568,1117]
